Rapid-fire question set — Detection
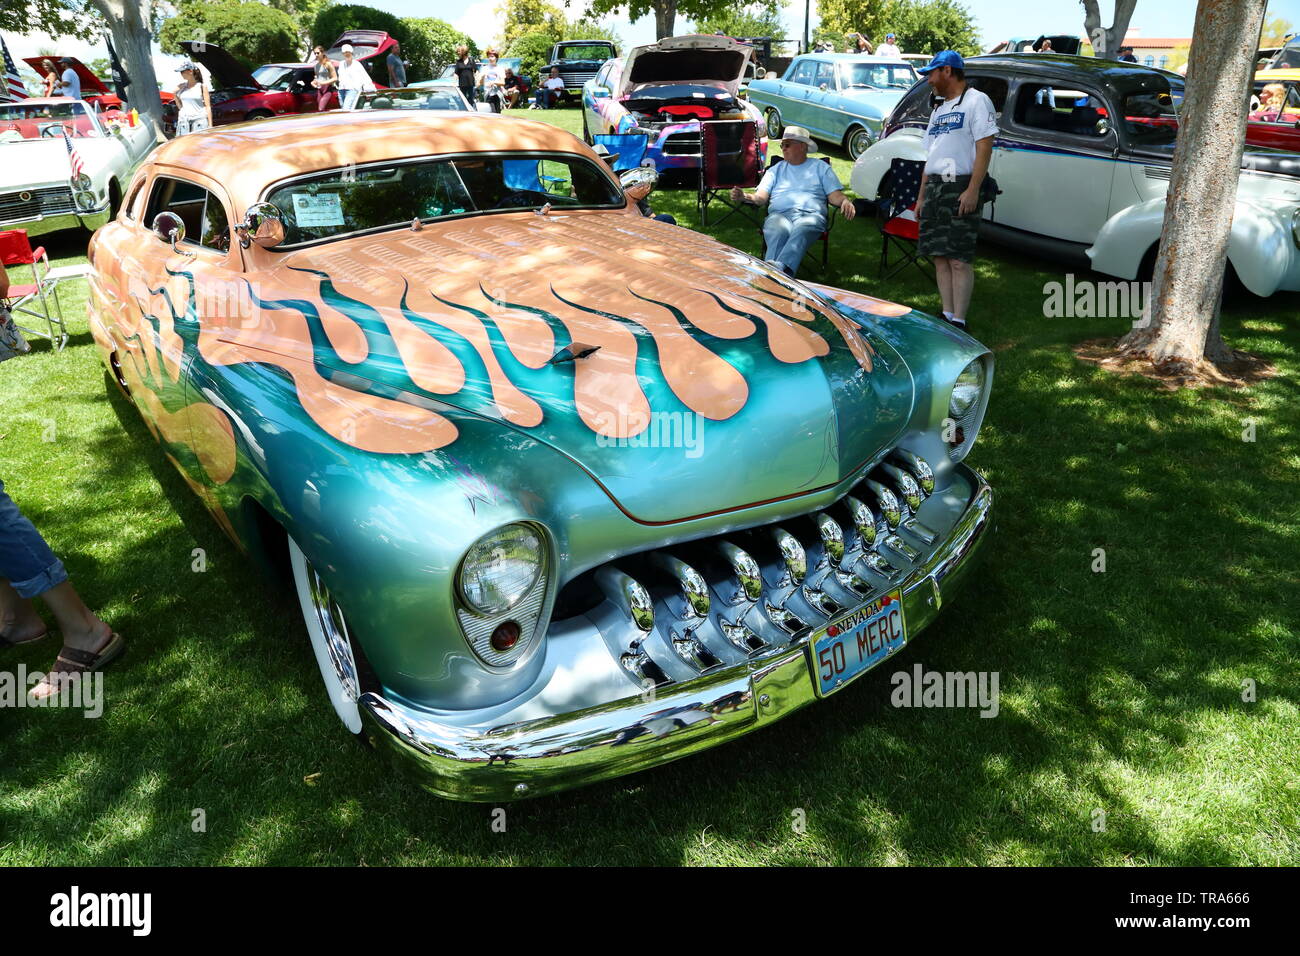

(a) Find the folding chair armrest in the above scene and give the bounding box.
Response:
[32,247,50,282]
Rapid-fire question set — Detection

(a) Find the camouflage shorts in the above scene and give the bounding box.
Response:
[917,175,982,263]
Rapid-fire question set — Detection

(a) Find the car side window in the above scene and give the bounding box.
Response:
[890,81,934,129]
[788,60,816,86]
[966,75,1009,115]
[123,174,148,221]
[595,62,611,86]
[144,176,232,253]
[814,60,836,90]
[1012,83,1109,138]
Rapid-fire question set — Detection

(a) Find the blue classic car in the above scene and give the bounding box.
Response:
[746,54,918,158]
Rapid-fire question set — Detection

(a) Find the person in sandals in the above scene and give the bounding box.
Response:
[0,478,124,700]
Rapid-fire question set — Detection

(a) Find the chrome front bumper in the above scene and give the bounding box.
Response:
[361,468,993,802]
[1,204,110,237]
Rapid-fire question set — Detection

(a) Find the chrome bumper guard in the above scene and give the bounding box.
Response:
[361,468,993,801]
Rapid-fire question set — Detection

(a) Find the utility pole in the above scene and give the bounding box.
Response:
[803,0,810,53]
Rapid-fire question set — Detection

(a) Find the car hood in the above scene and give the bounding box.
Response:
[23,56,109,94]
[0,138,114,190]
[180,41,262,90]
[620,35,752,98]
[241,210,915,523]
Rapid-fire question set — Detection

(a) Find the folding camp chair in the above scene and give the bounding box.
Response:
[591,133,650,172]
[756,156,834,273]
[878,157,931,280]
[698,120,763,226]
[0,229,67,350]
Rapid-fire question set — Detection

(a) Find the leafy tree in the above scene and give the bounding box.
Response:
[819,0,978,56]
[507,30,559,82]
[0,0,99,41]
[565,18,622,48]
[499,0,568,51]
[310,4,407,51]
[691,2,784,39]
[401,17,478,81]
[88,57,113,81]
[266,0,333,44]
[160,1,301,71]
[581,0,737,40]
[1259,11,1295,47]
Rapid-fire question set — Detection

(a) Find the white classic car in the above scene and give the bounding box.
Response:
[850,54,1300,296]
[0,97,157,237]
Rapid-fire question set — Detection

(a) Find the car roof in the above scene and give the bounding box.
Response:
[796,53,910,63]
[964,52,1186,93]
[148,111,593,209]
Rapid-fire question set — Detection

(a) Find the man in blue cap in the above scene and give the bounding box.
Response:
[914,50,997,329]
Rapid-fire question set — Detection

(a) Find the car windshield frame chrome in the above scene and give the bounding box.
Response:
[259,149,627,251]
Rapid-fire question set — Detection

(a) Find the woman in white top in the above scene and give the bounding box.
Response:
[336,44,375,111]
[477,51,506,113]
[175,61,213,136]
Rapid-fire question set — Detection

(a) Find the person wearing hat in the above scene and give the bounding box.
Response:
[730,126,856,277]
[1118,46,1138,63]
[56,58,81,101]
[914,50,997,329]
[174,61,213,136]
[336,44,375,111]
[876,33,902,58]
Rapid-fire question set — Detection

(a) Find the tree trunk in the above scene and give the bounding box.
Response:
[1081,0,1139,58]
[654,1,676,40]
[93,0,166,144]
[1113,0,1267,371]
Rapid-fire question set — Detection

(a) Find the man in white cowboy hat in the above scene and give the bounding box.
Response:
[730,126,856,277]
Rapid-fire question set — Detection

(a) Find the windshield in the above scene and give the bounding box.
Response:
[0,100,102,140]
[265,152,624,247]
[361,88,470,111]
[841,62,918,90]
[1270,38,1300,69]
[252,66,298,90]
[1121,78,1184,146]
[559,45,613,61]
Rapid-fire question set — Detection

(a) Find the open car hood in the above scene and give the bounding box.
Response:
[252,212,914,524]
[619,34,752,98]
[23,56,109,95]
[180,41,261,90]
[326,30,396,63]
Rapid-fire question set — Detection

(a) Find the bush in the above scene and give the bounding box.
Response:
[400,17,478,82]
[506,31,558,86]
[160,1,301,72]
[310,4,407,51]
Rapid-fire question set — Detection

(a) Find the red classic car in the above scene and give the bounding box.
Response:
[23,55,177,118]
[1248,75,1300,152]
[179,32,395,126]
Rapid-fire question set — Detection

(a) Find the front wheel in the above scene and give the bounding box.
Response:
[847,125,874,160]
[765,108,784,139]
[288,534,365,738]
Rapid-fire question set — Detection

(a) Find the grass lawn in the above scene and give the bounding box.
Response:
[0,106,1296,866]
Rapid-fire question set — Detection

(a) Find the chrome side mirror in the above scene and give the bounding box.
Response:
[619,165,658,192]
[235,202,285,249]
[1095,117,1111,136]
[151,211,193,257]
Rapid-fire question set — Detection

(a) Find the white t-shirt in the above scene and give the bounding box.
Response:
[542,76,564,90]
[876,42,901,58]
[481,65,505,90]
[923,86,998,176]
[337,59,374,92]
[60,68,81,100]
[759,157,842,221]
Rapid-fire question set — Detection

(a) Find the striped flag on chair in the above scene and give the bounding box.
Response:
[1,35,28,102]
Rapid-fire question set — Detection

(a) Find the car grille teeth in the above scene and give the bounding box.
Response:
[580,447,946,687]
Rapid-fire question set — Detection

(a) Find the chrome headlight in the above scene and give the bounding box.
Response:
[72,172,91,190]
[949,359,986,419]
[458,523,544,615]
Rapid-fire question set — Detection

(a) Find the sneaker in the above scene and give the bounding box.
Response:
[944,314,968,330]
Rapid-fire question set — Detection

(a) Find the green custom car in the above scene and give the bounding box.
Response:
[87,109,994,800]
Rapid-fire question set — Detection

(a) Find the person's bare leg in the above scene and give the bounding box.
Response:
[950,258,975,320]
[0,579,47,644]
[933,256,954,315]
[28,581,113,700]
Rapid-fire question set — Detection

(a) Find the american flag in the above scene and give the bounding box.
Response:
[2,35,28,102]
[62,126,85,178]
[884,157,924,221]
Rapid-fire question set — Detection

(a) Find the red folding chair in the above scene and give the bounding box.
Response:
[0,229,67,350]
[698,119,764,226]
[878,158,931,280]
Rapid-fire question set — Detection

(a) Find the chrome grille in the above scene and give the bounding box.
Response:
[574,449,942,687]
[0,186,75,222]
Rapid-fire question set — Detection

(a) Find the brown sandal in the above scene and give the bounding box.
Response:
[0,629,48,649]
[29,633,126,699]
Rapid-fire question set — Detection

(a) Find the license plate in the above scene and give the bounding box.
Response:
[809,590,906,697]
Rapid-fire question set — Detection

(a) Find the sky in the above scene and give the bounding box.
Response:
[6,0,1300,80]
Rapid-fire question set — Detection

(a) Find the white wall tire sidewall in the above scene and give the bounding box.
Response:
[288,535,363,735]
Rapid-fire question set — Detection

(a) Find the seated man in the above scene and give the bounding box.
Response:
[503,68,524,108]
[730,126,856,277]
[532,68,565,109]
